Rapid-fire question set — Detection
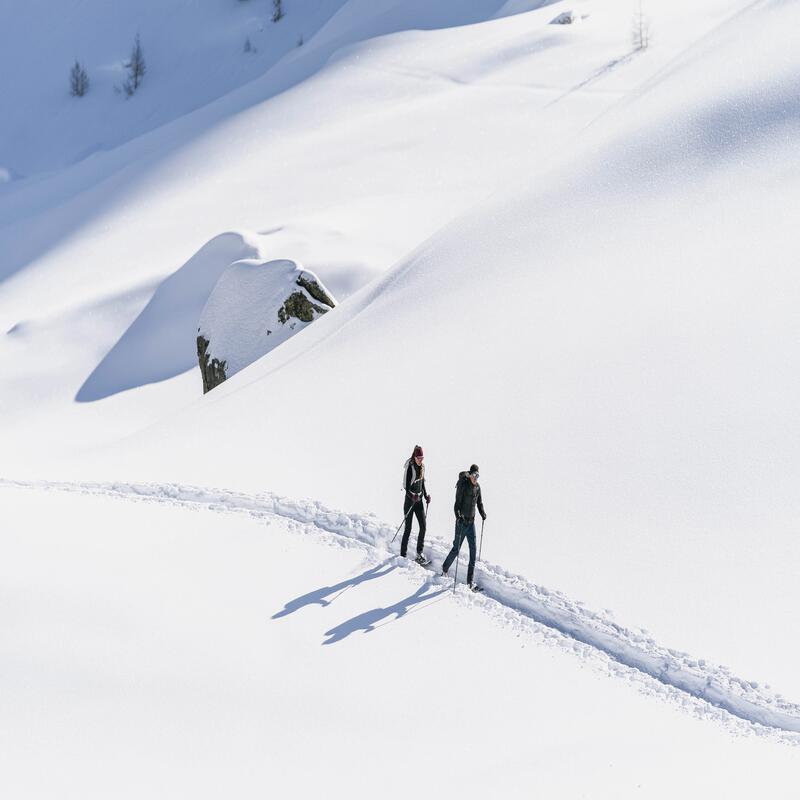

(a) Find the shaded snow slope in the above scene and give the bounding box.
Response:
[0,0,349,177]
[0,0,761,464]
[77,232,263,401]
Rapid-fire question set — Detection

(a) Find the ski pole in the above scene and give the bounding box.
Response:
[478,518,485,561]
[452,523,462,594]
[421,494,429,554]
[390,501,416,544]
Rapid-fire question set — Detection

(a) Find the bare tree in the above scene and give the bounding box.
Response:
[123,34,147,97]
[272,0,284,23]
[632,1,650,51]
[69,60,90,97]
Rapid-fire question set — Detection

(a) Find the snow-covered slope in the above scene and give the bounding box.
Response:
[0,0,350,177]
[98,0,800,707]
[2,0,799,791]
[0,0,758,457]
[3,482,799,799]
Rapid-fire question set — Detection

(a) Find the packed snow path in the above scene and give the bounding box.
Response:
[4,477,799,737]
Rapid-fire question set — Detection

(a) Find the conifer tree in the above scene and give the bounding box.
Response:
[69,60,90,97]
[123,34,147,97]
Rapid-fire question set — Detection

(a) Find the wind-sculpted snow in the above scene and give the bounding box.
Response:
[4,477,799,738]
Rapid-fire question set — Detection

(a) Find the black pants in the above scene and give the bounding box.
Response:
[400,496,426,556]
[442,520,477,583]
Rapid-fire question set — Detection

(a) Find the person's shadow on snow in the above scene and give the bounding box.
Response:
[271,560,397,619]
[322,582,447,645]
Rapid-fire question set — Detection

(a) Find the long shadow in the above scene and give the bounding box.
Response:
[76,232,260,401]
[272,560,397,620]
[322,583,447,645]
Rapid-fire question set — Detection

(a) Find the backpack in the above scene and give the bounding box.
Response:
[401,458,411,491]
[401,458,424,492]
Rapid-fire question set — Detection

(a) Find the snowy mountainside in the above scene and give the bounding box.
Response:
[1,0,800,787]
[0,0,347,177]
[104,0,800,705]
[0,0,754,461]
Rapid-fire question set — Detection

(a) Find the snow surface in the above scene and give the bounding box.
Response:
[2,0,800,794]
[4,476,799,735]
[3,484,799,799]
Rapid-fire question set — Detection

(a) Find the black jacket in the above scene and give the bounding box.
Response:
[405,460,428,502]
[454,471,485,522]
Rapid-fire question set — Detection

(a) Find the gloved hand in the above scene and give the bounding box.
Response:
[480,512,487,521]
[425,495,431,504]
[456,511,463,522]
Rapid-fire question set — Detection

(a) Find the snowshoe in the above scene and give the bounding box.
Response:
[415,553,431,566]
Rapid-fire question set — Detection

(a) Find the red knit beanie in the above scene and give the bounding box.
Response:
[413,445,424,458]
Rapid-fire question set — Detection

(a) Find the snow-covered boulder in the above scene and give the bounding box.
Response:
[550,11,580,25]
[197,259,336,393]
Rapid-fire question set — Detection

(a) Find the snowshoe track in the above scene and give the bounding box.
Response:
[3,477,799,738]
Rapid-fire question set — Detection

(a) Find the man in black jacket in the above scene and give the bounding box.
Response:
[441,464,486,590]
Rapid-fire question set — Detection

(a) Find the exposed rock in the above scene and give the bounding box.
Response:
[296,274,335,309]
[550,10,580,25]
[278,291,329,324]
[197,258,337,393]
[196,334,227,393]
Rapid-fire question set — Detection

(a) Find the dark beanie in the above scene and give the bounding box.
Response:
[469,464,479,475]
[413,445,424,458]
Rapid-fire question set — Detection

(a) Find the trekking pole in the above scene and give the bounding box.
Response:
[390,501,416,544]
[422,488,429,551]
[478,518,485,561]
[452,524,462,594]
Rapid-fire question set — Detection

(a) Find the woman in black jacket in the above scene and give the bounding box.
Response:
[401,445,431,564]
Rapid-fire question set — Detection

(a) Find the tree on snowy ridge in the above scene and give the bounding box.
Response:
[632,1,650,51]
[69,60,90,97]
[272,0,284,23]
[122,34,146,97]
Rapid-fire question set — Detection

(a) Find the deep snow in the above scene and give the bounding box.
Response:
[2,0,799,794]
[4,476,799,736]
[2,484,799,800]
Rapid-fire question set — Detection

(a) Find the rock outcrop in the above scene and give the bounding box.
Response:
[550,11,580,25]
[196,335,228,394]
[196,259,336,393]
